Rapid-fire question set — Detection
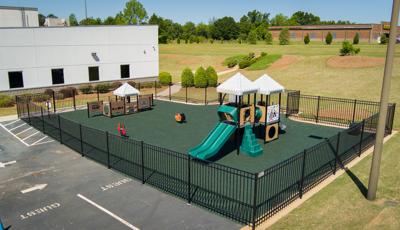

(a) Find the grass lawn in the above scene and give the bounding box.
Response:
[0,106,16,116]
[247,54,282,70]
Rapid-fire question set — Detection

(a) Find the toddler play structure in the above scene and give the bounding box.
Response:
[87,83,153,118]
[189,73,285,161]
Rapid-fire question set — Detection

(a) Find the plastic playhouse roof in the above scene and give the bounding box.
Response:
[253,74,285,95]
[113,83,140,97]
[217,73,259,96]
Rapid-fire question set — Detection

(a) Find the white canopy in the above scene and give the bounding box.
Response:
[253,74,285,95]
[113,83,140,97]
[217,73,259,96]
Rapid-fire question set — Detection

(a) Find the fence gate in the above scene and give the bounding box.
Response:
[286,90,300,116]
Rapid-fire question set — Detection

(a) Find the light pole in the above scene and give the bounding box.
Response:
[84,0,88,20]
[367,0,400,200]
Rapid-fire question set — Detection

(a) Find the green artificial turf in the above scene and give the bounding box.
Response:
[60,100,341,173]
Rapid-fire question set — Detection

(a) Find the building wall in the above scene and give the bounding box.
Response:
[271,28,373,42]
[0,26,159,92]
[0,8,38,27]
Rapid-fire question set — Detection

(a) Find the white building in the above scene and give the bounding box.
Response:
[0,25,159,92]
[0,6,39,28]
[44,18,69,27]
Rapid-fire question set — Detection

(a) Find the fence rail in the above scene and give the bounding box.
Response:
[15,91,395,228]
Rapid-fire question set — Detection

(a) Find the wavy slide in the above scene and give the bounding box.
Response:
[188,122,236,161]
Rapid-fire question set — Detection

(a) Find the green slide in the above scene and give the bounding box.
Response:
[189,122,236,160]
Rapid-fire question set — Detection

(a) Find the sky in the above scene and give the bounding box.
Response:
[0,0,398,24]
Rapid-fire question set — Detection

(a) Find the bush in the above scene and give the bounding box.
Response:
[265,31,273,45]
[127,81,136,87]
[380,35,388,44]
[304,34,310,45]
[223,54,248,68]
[340,41,361,56]
[210,39,214,44]
[44,89,54,96]
[0,94,15,107]
[111,81,122,90]
[59,87,76,98]
[159,72,172,85]
[94,84,111,93]
[140,82,159,88]
[79,85,93,94]
[325,32,333,45]
[260,52,268,57]
[353,33,360,44]
[194,67,208,88]
[239,59,254,69]
[32,94,51,102]
[247,30,258,45]
[248,52,255,59]
[181,68,194,87]
[159,35,168,44]
[177,38,181,44]
[206,66,218,87]
[279,28,290,45]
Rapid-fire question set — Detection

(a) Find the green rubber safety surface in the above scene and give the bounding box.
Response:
[60,100,341,173]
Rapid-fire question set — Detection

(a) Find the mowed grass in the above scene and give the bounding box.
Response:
[247,54,282,70]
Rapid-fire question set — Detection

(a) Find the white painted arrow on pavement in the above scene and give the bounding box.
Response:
[0,160,16,168]
[21,184,47,194]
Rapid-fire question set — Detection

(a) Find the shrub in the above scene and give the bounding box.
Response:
[380,35,388,44]
[159,72,172,85]
[127,81,136,87]
[44,89,54,96]
[111,81,122,90]
[59,87,76,98]
[223,54,248,68]
[340,41,361,56]
[239,59,254,69]
[265,31,273,45]
[353,33,360,44]
[304,34,310,45]
[140,82,158,88]
[79,85,93,94]
[181,68,194,87]
[279,28,290,45]
[94,84,111,93]
[260,52,268,57]
[177,38,181,44]
[32,94,51,102]
[247,30,258,45]
[0,94,15,107]
[159,35,168,44]
[206,66,218,87]
[210,39,214,44]
[248,52,255,59]
[194,67,208,88]
[325,32,333,45]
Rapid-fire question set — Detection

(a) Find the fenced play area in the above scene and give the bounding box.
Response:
[15,76,395,228]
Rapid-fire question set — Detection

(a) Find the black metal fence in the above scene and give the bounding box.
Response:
[15,93,395,229]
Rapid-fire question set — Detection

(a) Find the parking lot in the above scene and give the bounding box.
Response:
[0,124,241,229]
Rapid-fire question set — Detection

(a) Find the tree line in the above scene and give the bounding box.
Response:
[40,0,354,44]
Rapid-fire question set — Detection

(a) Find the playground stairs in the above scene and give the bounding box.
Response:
[240,123,263,157]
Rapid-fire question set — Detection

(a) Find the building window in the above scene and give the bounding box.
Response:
[51,68,65,85]
[290,32,296,39]
[121,65,130,79]
[88,66,99,81]
[332,32,337,39]
[8,71,24,89]
[310,33,316,39]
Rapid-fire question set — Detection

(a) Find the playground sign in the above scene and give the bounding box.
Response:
[267,105,280,124]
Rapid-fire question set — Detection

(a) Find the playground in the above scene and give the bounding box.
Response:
[61,99,341,173]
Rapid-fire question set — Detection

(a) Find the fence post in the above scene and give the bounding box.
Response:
[141,141,145,184]
[52,91,56,113]
[204,86,207,105]
[154,81,157,98]
[358,120,365,156]
[185,86,188,104]
[252,173,259,230]
[299,149,307,198]
[169,83,172,101]
[40,107,45,133]
[97,89,100,102]
[352,99,357,123]
[79,124,84,156]
[334,132,341,174]
[106,131,110,169]
[58,115,62,144]
[73,89,76,110]
[187,155,191,203]
[316,96,321,123]
[27,102,31,124]
[15,96,20,118]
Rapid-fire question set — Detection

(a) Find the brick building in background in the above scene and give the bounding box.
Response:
[270,22,400,43]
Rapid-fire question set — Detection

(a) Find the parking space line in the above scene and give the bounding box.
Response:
[0,123,30,147]
[31,136,49,145]
[77,194,140,230]
[33,139,55,146]
[15,127,33,136]
[22,131,40,141]
[9,123,26,131]
[3,119,20,126]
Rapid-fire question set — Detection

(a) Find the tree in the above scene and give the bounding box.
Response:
[290,11,320,25]
[353,33,360,44]
[206,66,218,87]
[103,16,116,25]
[265,31,273,44]
[123,0,148,25]
[38,14,46,26]
[325,32,333,45]
[182,22,196,40]
[209,17,239,40]
[194,67,208,88]
[181,68,194,87]
[247,30,258,44]
[279,28,290,45]
[196,23,209,38]
[255,23,268,40]
[340,41,360,56]
[380,35,388,44]
[79,17,102,25]
[69,14,79,26]
[271,14,297,26]
[238,15,252,36]
[159,72,172,85]
[47,14,58,19]
[246,10,270,27]
[304,33,310,44]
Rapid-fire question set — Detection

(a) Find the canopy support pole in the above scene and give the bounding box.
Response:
[236,96,241,155]
[264,95,269,144]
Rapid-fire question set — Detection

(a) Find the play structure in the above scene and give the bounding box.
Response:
[189,73,285,161]
[87,83,153,118]
[175,113,186,123]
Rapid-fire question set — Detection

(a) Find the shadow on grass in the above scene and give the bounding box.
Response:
[344,167,368,198]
